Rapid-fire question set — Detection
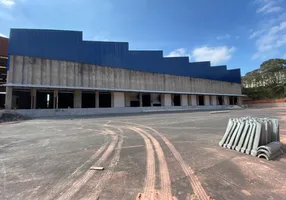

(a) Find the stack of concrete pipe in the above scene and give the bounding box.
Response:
[219,117,284,160]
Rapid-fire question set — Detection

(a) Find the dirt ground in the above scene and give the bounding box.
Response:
[0,108,285,200]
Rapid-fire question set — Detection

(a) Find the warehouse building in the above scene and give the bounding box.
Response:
[0,36,8,109]
[4,29,242,115]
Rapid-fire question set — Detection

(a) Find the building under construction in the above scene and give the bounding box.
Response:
[0,36,8,108]
[4,29,243,116]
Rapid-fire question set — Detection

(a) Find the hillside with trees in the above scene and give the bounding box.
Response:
[242,58,286,100]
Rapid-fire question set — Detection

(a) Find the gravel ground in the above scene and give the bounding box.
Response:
[0,108,285,200]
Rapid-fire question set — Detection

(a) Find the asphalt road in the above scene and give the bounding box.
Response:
[0,108,285,200]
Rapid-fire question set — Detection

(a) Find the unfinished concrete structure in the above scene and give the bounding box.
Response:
[0,36,8,108]
[4,29,243,116]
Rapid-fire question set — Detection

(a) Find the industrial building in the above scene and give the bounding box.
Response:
[0,36,8,109]
[4,29,243,115]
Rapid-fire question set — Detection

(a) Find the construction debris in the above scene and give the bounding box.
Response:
[90,167,104,171]
[219,117,283,160]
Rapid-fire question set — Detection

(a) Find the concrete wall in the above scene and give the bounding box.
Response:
[204,95,210,106]
[191,95,197,106]
[113,92,125,107]
[8,105,232,118]
[7,56,242,95]
[162,94,172,106]
[211,96,217,106]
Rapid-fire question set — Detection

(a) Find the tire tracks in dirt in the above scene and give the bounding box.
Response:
[57,129,119,200]
[123,122,210,200]
[81,132,124,200]
[132,126,173,200]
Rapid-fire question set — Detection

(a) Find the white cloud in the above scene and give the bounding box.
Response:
[256,0,283,14]
[0,33,7,38]
[251,0,286,59]
[167,46,236,65]
[0,0,15,7]
[166,48,191,58]
[252,21,286,59]
[249,30,265,39]
[191,46,236,65]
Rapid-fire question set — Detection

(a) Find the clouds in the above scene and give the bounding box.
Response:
[167,46,235,65]
[0,0,15,7]
[0,33,7,37]
[256,0,283,14]
[251,0,286,59]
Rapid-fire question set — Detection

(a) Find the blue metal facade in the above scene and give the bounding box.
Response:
[9,29,241,83]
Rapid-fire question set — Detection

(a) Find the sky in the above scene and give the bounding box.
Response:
[0,0,286,75]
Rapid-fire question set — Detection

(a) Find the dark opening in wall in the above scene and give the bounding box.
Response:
[229,97,234,105]
[151,94,161,106]
[99,92,111,108]
[142,94,151,107]
[58,91,74,108]
[234,97,238,105]
[13,89,31,109]
[36,90,54,109]
[173,94,181,106]
[82,91,95,108]
[218,96,223,105]
[198,95,204,106]
[0,94,5,109]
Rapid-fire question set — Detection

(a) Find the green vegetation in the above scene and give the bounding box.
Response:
[242,58,286,100]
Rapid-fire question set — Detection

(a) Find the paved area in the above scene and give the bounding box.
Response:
[0,108,286,200]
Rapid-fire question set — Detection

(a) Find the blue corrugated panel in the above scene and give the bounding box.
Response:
[8,29,241,83]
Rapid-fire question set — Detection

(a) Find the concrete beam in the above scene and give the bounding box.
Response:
[113,92,125,108]
[74,90,82,108]
[5,87,12,109]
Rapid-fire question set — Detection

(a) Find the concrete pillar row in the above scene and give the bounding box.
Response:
[204,95,210,106]
[162,94,171,106]
[74,90,82,108]
[191,95,197,106]
[5,87,12,109]
[181,95,188,106]
[95,91,99,108]
[113,92,125,108]
[31,88,37,109]
[237,97,243,106]
[139,93,143,107]
[53,89,59,109]
[211,96,217,106]
[224,96,229,105]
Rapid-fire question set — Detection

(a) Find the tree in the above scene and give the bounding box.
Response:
[242,58,286,99]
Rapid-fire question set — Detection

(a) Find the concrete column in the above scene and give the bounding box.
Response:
[74,90,82,108]
[31,88,37,109]
[139,93,143,107]
[204,95,210,106]
[5,87,12,109]
[224,96,229,105]
[237,97,243,106]
[113,92,125,107]
[191,95,197,106]
[95,91,99,108]
[53,89,58,109]
[162,94,171,106]
[181,95,188,106]
[211,96,217,106]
